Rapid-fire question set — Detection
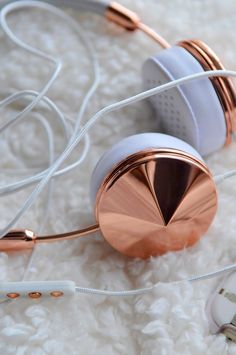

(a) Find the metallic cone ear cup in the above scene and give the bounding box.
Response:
[95,148,217,259]
[90,133,203,205]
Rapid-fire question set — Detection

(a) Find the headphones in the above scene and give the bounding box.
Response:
[0,0,236,300]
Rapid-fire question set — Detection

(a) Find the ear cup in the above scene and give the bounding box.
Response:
[91,133,217,258]
[142,46,227,156]
[90,132,203,205]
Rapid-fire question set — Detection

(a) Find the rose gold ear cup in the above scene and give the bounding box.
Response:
[95,149,217,259]
[178,39,236,145]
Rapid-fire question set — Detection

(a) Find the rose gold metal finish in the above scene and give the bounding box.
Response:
[50,291,64,297]
[0,225,99,252]
[179,39,236,144]
[106,2,140,30]
[95,148,217,259]
[138,22,170,49]
[0,229,36,252]
[7,292,20,299]
[36,224,99,243]
[106,2,170,48]
[28,292,42,299]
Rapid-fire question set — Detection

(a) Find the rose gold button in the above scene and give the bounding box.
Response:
[28,292,42,299]
[7,292,20,299]
[50,291,64,298]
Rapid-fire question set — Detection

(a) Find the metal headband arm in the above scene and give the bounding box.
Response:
[6,0,170,47]
[0,225,100,252]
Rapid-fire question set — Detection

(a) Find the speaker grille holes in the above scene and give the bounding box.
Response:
[143,75,196,144]
[143,59,199,148]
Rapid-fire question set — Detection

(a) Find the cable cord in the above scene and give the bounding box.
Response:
[74,261,236,297]
[0,90,71,140]
[0,1,100,134]
[0,91,90,196]
[0,2,62,134]
[214,169,236,185]
[1,260,236,300]
[1,1,101,291]
[22,112,55,281]
[0,0,100,237]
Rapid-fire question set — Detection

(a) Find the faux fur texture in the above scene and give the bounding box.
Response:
[0,0,236,354]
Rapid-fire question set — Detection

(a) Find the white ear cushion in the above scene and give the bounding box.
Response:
[90,132,203,205]
[142,46,226,156]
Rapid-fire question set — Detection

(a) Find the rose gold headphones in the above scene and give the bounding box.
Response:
[1,0,236,260]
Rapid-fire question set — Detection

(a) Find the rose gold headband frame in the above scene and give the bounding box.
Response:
[105,2,171,49]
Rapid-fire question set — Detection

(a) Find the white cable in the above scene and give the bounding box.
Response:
[0,90,71,140]
[0,134,90,196]
[73,262,236,297]
[0,2,62,134]
[0,109,57,304]
[214,169,236,185]
[1,256,236,299]
[22,112,55,281]
[73,266,236,296]
[1,69,235,238]
[0,90,90,196]
[0,1,100,291]
[0,1,100,134]
[30,113,54,236]
[0,0,99,234]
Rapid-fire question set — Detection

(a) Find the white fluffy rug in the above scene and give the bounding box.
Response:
[1,0,236,354]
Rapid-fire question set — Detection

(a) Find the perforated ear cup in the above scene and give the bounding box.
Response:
[142,46,227,156]
[90,132,203,205]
